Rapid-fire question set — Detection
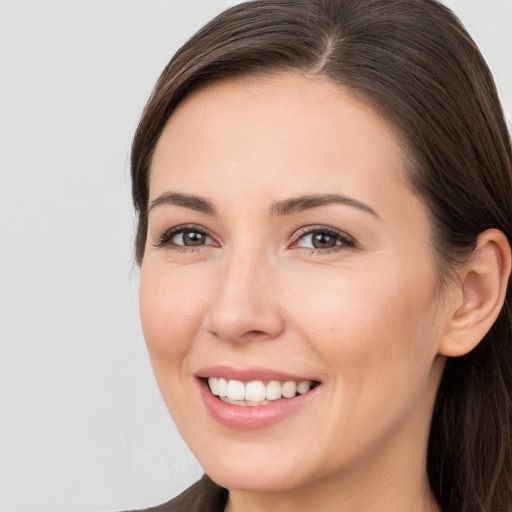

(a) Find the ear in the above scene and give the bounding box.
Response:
[438,229,511,357]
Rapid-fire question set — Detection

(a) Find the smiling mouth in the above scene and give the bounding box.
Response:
[205,377,321,406]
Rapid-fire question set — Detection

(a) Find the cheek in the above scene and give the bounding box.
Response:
[285,262,440,378]
[283,264,442,455]
[139,264,207,369]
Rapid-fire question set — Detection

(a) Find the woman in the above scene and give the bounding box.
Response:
[128,0,512,511]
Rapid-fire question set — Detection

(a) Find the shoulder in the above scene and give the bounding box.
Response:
[123,475,228,512]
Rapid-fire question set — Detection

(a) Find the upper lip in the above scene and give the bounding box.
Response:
[195,365,320,383]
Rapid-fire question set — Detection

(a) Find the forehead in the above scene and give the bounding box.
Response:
[150,72,410,209]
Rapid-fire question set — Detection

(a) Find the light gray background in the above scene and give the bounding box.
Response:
[0,1,510,511]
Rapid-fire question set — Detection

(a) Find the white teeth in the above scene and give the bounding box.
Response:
[297,381,312,395]
[245,381,266,402]
[218,378,227,397]
[226,379,245,401]
[246,400,267,406]
[282,381,297,398]
[207,377,316,403]
[220,397,270,407]
[266,380,282,400]
[208,377,219,395]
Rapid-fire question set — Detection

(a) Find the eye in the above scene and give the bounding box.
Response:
[172,230,212,247]
[293,226,355,252]
[155,225,216,249]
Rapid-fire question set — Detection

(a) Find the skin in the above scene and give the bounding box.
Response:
[139,73,457,512]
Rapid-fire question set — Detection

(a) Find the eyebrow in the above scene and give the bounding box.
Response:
[270,193,379,218]
[148,191,379,219]
[149,192,217,216]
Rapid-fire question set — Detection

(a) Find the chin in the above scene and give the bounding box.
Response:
[204,459,311,494]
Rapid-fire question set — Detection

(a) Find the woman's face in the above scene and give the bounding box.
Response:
[140,73,450,494]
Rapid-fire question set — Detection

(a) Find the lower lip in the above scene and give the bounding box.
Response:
[198,380,319,430]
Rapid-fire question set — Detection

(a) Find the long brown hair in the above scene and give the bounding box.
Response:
[131,1,512,510]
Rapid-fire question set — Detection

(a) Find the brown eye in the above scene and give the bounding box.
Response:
[155,225,217,249]
[295,227,355,252]
[297,230,342,249]
[172,230,211,246]
[311,232,338,249]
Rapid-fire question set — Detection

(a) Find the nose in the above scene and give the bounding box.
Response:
[205,248,284,344]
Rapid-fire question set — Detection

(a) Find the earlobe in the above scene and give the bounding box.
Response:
[438,229,511,358]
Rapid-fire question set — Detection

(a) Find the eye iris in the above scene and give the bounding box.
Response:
[183,231,206,246]
[312,232,337,249]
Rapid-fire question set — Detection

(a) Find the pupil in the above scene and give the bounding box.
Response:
[184,231,204,246]
[312,232,336,249]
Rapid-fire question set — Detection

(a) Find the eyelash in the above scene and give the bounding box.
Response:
[291,225,356,254]
[154,224,217,252]
[154,224,356,254]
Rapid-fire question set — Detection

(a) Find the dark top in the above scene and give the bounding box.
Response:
[125,475,228,512]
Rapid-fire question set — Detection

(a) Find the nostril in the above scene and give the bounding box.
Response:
[208,327,275,344]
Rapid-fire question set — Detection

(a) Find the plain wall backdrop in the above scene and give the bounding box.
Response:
[0,1,510,511]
